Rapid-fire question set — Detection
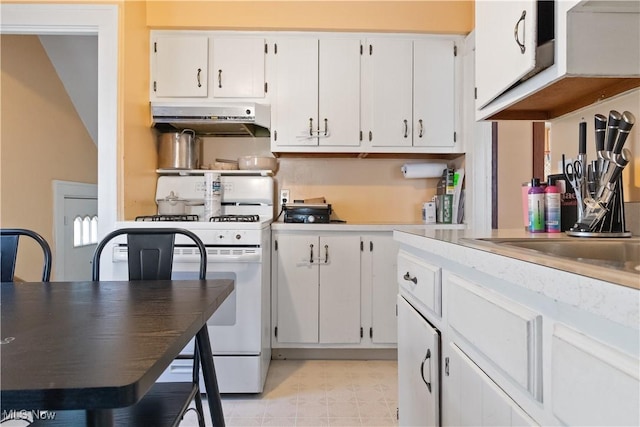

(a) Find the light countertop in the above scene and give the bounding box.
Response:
[394,228,639,329]
[394,228,639,289]
[271,221,465,232]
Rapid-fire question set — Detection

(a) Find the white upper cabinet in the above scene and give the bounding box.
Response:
[150,31,266,101]
[271,37,360,149]
[475,0,537,109]
[362,38,413,148]
[152,34,209,98]
[362,37,458,151]
[476,1,640,120]
[414,39,456,149]
[212,37,265,98]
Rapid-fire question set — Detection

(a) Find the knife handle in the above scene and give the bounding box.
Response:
[594,114,607,152]
[579,121,587,154]
[612,111,635,155]
[605,110,622,152]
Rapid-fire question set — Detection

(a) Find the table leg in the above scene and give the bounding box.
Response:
[196,326,225,427]
[86,409,114,427]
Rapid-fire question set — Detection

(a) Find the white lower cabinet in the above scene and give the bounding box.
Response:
[274,233,361,344]
[442,342,538,427]
[366,234,399,344]
[551,323,640,426]
[396,233,639,426]
[397,296,440,427]
[272,230,399,348]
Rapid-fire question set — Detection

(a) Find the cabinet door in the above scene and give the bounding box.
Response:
[152,35,208,98]
[414,39,456,148]
[398,296,440,427]
[318,235,361,344]
[369,234,399,344]
[475,0,537,108]
[362,38,413,147]
[442,342,539,427]
[212,37,265,98]
[551,324,640,426]
[272,38,319,146]
[275,234,319,343]
[318,38,361,147]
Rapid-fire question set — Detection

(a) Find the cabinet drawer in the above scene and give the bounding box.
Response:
[397,250,441,316]
[551,324,640,426]
[448,275,542,401]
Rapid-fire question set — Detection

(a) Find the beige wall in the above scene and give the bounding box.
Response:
[549,89,640,202]
[497,121,533,229]
[1,35,97,280]
[146,1,474,33]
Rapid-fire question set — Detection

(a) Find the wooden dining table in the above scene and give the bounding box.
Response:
[0,279,234,426]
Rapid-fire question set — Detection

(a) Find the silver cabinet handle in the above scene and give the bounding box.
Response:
[418,119,424,138]
[403,119,409,138]
[218,69,222,88]
[324,118,328,136]
[420,348,432,393]
[403,272,417,284]
[197,68,202,88]
[310,244,314,264]
[514,10,526,54]
[309,118,314,136]
[324,244,329,263]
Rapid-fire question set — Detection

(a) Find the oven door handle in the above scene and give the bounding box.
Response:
[201,253,261,263]
[113,248,261,263]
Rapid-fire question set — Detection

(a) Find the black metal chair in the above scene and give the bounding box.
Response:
[1,228,52,282]
[92,227,212,427]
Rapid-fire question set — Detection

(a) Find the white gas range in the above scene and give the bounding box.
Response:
[108,174,274,393]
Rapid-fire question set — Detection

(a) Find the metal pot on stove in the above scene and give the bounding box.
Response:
[157,129,201,169]
[157,191,187,215]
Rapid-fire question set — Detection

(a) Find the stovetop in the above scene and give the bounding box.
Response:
[135,214,261,223]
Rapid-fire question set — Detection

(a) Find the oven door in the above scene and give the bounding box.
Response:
[112,245,263,355]
[173,252,262,355]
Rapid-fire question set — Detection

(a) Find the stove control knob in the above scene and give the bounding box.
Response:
[307,215,316,223]
[218,235,225,240]
[236,234,242,240]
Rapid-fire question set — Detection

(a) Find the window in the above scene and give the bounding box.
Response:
[73,215,98,247]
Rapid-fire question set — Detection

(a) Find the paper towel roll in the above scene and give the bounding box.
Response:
[401,163,448,179]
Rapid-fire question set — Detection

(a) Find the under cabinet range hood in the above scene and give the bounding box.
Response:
[151,103,271,137]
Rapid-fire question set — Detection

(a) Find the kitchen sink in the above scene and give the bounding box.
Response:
[467,237,640,275]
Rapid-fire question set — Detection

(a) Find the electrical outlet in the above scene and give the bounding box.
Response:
[280,189,290,204]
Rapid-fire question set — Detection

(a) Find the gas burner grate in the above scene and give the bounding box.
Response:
[209,214,260,223]
[135,214,200,222]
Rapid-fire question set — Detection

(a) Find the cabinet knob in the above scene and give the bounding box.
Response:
[403,119,409,138]
[418,119,424,138]
[218,69,222,88]
[197,68,202,88]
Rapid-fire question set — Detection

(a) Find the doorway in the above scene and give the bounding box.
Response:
[53,181,97,281]
[1,3,119,246]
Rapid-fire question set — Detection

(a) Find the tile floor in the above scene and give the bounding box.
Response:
[183,359,398,427]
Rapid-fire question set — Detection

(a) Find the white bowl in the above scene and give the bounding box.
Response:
[237,156,278,171]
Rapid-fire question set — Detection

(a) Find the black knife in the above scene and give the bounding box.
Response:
[612,111,635,155]
[604,110,622,152]
[594,114,607,155]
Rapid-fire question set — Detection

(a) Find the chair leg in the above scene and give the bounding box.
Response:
[193,340,206,427]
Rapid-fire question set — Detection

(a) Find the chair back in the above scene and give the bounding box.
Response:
[92,228,207,281]
[1,228,52,282]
